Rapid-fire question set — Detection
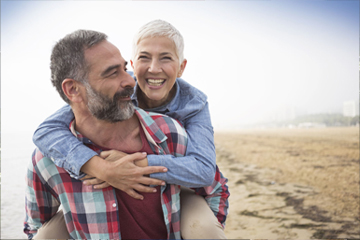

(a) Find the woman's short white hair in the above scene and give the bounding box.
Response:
[132,19,185,64]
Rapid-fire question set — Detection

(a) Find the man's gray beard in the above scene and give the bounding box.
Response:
[85,83,135,123]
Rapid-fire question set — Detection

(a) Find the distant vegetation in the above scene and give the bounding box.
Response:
[289,114,359,126]
[262,114,359,128]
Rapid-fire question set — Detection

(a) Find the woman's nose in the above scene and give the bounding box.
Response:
[148,60,162,73]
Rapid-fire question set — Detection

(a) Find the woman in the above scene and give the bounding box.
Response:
[33,20,229,239]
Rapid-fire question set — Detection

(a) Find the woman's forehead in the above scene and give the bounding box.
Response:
[136,36,177,54]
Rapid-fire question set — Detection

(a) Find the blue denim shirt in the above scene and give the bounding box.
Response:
[33,72,216,187]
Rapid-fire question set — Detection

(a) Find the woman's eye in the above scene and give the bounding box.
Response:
[162,57,172,60]
[138,55,148,59]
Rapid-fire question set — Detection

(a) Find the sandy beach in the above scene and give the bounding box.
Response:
[216,127,360,239]
[1,127,359,239]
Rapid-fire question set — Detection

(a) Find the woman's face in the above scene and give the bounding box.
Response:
[131,36,187,109]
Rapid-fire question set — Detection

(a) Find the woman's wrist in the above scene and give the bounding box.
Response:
[80,155,107,180]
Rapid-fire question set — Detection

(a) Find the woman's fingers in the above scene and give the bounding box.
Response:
[80,174,95,181]
[139,165,168,176]
[138,176,166,187]
[93,182,111,189]
[125,189,144,200]
[83,177,105,186]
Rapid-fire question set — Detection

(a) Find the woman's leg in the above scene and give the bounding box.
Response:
[33,209,70,239]
[180,187,227,239]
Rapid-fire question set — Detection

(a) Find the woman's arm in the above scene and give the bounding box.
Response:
[33,105,97,178]
[147,102,217,187]
[33,105,167,200]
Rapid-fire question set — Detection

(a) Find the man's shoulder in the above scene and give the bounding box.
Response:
[30,148,66,178]
[145,111,187,156]
[147,111,186,135]
[32,148,46,165]
[135,108,187,147]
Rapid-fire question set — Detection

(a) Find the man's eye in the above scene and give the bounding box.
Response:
[110,71,118,76]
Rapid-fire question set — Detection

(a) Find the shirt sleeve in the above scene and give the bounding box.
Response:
[24,152,61,239]
[32,105,97,178]
[148,102,217,187]
[191,165,230,228]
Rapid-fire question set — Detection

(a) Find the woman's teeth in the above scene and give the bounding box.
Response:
[147,79,165,86]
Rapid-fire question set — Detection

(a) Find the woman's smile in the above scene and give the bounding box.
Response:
[146,78,166,88]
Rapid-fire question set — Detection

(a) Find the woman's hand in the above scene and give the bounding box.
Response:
[81,150,167,200]
[100,150,128,162]
[81,174,111,189]
[100,150,149,167]
[81,151,129,189]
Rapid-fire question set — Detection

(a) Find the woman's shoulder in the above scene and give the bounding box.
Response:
[176,78,207,104]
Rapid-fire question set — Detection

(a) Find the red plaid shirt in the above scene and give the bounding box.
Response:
[24,108,229,239]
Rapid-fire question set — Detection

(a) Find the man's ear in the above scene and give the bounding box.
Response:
[62,79,84,103]
[177,59,187,78]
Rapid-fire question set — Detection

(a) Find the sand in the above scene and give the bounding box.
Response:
[216,127,360,239]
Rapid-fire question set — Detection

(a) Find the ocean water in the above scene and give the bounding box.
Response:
[1,131,36,239]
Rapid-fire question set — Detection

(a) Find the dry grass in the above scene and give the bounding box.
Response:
[215,127,359,238]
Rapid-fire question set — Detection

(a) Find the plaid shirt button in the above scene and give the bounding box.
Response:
[112,203,117,207]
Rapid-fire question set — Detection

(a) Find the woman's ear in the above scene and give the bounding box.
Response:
[178,59,187,78]
[62,79,84,103]
[130,60,135,70]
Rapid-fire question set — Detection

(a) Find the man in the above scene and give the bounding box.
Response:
[24,30,188,239]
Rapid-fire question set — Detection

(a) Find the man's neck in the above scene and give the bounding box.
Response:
[73,111,142,153]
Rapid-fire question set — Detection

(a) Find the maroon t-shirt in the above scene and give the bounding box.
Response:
[115,126,167,239]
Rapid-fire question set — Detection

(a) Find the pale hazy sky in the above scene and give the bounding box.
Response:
[1,0,359,132]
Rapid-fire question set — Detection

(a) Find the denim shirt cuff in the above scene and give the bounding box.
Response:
[147,154,167,182]
[66,149,98,178]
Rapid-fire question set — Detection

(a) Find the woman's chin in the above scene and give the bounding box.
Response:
[146,95,167,106]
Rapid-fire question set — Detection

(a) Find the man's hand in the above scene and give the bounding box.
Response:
[80,151,167,200]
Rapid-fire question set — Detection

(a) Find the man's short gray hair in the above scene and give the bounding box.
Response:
[50,29,108,104]
[132,19,185,64]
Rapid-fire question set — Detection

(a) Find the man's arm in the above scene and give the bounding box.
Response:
[24,151,60,239]
[191,166,230,227]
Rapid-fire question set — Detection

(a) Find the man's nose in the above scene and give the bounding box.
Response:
[148,60,162,74]
[120,71,136,88]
